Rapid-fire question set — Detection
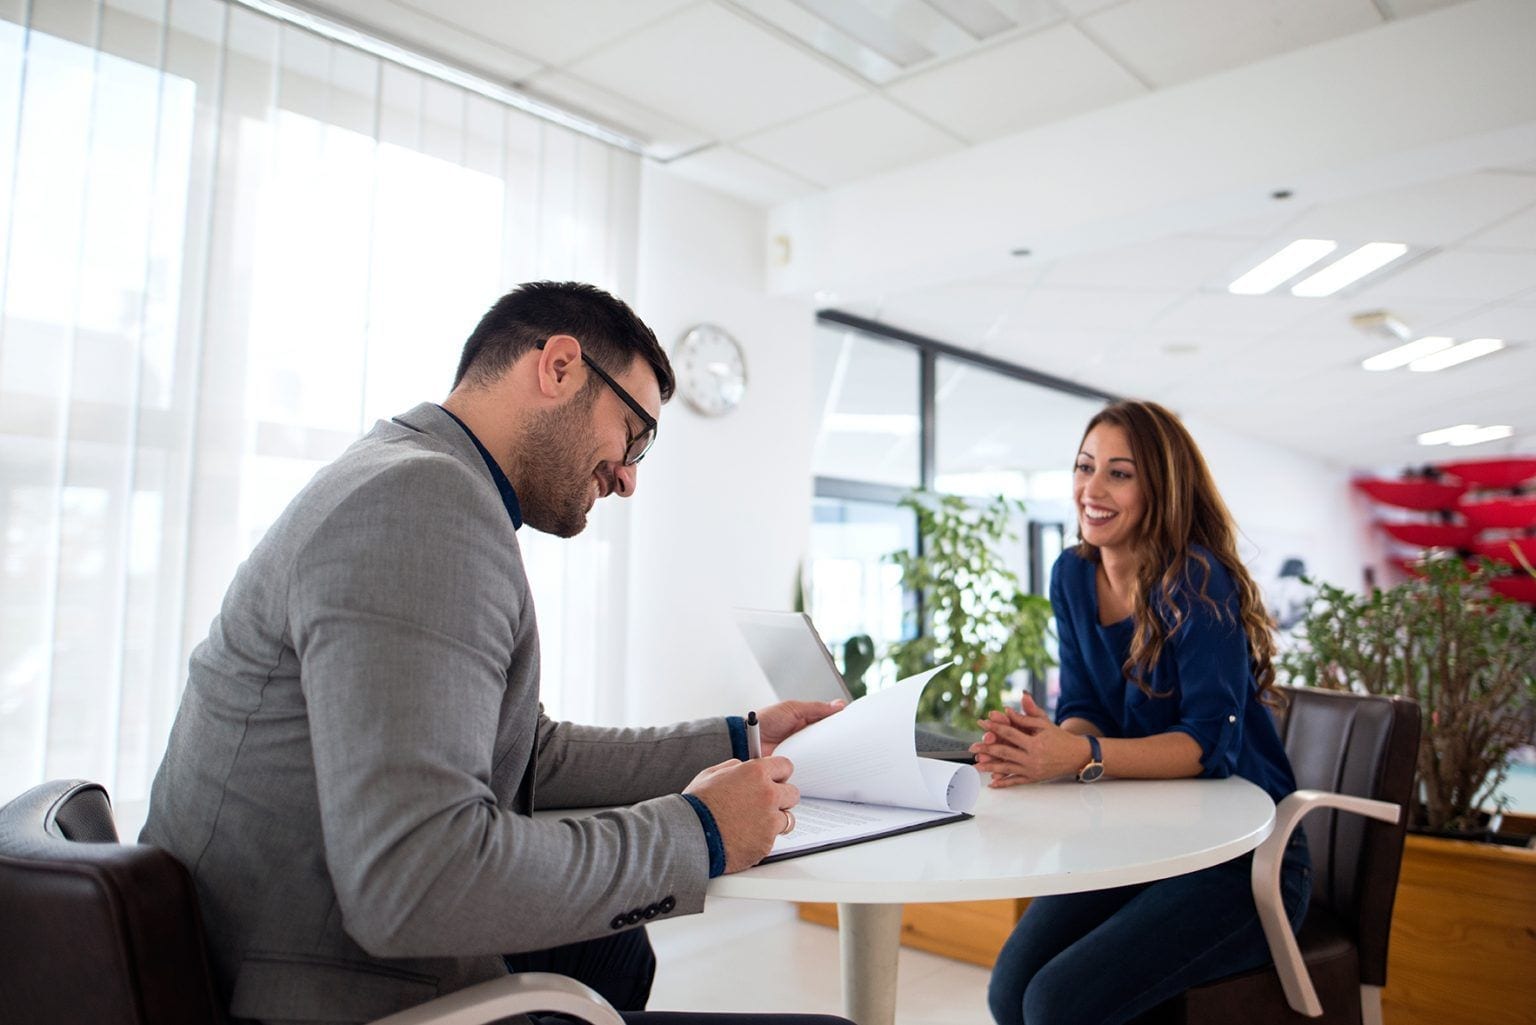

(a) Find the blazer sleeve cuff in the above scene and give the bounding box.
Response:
[681,793,726,877]
[725,715,749,761]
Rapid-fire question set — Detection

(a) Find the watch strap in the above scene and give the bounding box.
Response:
[1077,735,1104,783]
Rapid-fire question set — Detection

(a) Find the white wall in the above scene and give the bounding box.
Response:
[624,166,817,727]
[1185,413,1387,602]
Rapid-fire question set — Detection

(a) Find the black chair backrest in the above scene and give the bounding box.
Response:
[0,779,226,1025]
[1274,686,1421,987]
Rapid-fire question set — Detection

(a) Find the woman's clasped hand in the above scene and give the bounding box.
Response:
[972,694,1094,786]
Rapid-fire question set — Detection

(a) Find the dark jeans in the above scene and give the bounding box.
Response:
[506,929,852,1025]
[987,831,1312,1025]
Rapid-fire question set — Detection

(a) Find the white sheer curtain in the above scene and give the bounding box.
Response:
[0,0,639,830]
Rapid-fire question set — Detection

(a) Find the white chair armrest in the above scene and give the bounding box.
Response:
[368,971,625,1025]
[1252,789,1401,1018]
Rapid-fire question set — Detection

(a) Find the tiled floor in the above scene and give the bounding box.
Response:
[648,898,993,1024]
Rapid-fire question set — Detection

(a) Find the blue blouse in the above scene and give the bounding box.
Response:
[1051,547,1296,803]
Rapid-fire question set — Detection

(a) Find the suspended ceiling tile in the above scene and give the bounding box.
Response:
[566,4,865,139]
[884,22,1145,144]
[1465,200,1536,251]
[1280,172,1536,249]
[1189,204,1309,241]
[661,144,819,208]
[295,0,543,81]
[1353,249,1536,305]
[1081,0,1382,89]
[873,284,1035,348]
[390,0,695,68]
[521,69,711,160]
[1001,286,1183,332]
[1151,291,1320,336]
[729,0,1065,86]
[1051,0,1129,15]
[736,95,960,188]
[1375,0,1475,18]
[1435,303,1536,342]
[1038,235,1259,290]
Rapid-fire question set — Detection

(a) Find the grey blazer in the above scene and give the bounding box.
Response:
[142,403,731,1025]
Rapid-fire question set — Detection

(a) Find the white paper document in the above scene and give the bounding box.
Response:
[765,665,980,861]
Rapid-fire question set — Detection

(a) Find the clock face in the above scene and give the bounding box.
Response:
[675,324,746,417]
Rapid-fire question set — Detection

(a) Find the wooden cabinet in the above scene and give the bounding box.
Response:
[1380,834,1536,1025]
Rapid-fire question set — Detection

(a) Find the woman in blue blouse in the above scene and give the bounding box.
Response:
[976,400,1311,1025]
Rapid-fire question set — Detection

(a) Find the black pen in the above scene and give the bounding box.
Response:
[746,710,762,759]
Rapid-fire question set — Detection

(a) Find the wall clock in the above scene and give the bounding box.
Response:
[674,323,747,417]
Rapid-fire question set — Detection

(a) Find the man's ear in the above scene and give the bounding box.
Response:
[535,334,583,399]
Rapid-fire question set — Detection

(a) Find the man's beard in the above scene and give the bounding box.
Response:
[518,392,600,538]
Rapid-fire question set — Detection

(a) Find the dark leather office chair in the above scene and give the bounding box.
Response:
[0,779,622,1025]
[1140,686,1421,1025]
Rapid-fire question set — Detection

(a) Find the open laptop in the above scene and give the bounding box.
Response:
[733,608,978,762]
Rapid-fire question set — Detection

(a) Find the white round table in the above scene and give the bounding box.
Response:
[708,777,1275,1025]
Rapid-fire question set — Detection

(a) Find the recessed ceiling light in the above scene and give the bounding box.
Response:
[1227,239,1336,295]
[1290,242,1408,297]
[1408,337,1505,372]
[1361,336,1453,371]
[1417,424,1515,446]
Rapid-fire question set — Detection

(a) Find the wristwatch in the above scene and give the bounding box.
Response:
[1077,735,1105,783]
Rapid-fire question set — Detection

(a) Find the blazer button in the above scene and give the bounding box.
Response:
[643,904,659,919]
[659,896,676,913]
[625,909,645,925]
[610,914,627,930]
[1228,714,1237,723]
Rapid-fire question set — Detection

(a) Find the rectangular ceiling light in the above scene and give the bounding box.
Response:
[1227,239,1336,295]
[1417,424,1515,446]
[1408,337,1506,372]
[1290,242,1408,297]
[923,0,1015,39]
[791,0,934,66]
[1453,425,1515,445]
[1361,336,1453,371]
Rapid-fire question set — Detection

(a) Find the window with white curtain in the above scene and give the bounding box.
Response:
[0,0,641,830]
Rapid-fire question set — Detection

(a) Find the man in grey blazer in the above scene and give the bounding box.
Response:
[142,282,848,1025]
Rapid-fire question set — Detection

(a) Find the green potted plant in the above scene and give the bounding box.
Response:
[885,492,1055,730]
[1278,557,1536,835]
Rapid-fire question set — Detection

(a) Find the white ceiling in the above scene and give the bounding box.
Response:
[289,0,1536,473]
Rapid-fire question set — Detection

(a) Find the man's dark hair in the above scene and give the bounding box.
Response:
[453,281,675,401]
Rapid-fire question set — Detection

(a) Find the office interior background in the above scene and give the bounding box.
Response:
[1,0,1534,934]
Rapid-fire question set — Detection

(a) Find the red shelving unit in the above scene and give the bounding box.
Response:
[1472,536,1536,568]
[1437,458,1536,489]
[1460,497,1536,531]
[1353,478,1467,511]
[1377,522,1478,548]
[1358,458,1535,604]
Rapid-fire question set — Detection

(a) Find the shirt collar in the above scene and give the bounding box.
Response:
[437,405,523,530]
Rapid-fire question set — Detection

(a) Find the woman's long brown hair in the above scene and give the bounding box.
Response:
[1074,400,1278,704]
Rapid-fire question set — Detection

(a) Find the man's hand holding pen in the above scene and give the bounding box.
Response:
[682,698,844,873]
[684,756,799,873]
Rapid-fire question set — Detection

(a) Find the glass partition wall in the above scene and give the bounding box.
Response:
[810,311,1115,709]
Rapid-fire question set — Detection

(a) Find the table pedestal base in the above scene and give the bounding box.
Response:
[837,903,903,1025]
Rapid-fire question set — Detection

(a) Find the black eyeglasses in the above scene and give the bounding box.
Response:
[536,341,658,465]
